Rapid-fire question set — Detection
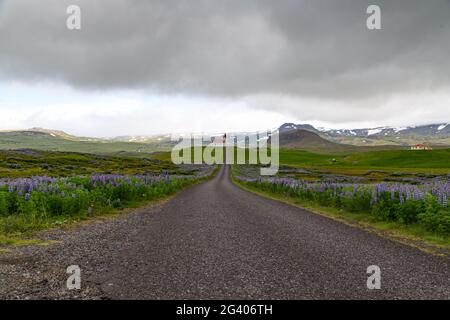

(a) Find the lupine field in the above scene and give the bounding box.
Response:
[0,167,214,235]
[235,175,450,236]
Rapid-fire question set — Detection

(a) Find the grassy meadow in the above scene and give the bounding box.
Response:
[0,149,214,243]
[0,149,183,178]
[1,138,449,248]
[156,146,450,176]
[279,148,450,173]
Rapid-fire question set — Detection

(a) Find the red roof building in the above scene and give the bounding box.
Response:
[410,144,433,150]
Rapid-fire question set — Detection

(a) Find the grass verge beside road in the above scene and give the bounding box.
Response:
[0,167,218,248]
[232,174,450,256]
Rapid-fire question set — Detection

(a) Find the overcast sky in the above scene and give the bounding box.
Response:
[0,0,449,136]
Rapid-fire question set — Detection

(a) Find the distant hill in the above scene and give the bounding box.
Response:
[0,129,172,154]
[28,127,82,140]
[110,134,173,144]
[322,123,450,138]
[279,123,450,147]
[1,122,447,156]
[278,128,408,153]
[279,129,361,153]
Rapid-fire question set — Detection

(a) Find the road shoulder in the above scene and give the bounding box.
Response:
[232,177,450,258]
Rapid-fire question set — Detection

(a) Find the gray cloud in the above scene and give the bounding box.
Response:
[0,0,449,100]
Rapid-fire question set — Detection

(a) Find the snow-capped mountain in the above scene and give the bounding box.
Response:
[279,123,450,146]
[320,124,450,138]
[280,123,450,137]
[279,123,318,133]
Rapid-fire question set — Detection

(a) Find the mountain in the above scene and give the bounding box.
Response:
[28,127,81,140]
[110,134,174,144]
[279,123,450,147]
[0,129,171,154]
[279,129,362,152]
[321,123,450,138]
[1,122,448,156]
[279,123,319,133]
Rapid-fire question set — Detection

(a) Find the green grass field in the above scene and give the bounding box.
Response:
[153,147,450,175]
[279,148,450,174]
[0,149,190,178]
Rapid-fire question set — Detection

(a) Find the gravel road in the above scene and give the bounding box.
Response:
[1,165,449,299]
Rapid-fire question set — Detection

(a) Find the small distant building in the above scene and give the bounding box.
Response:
[410,144,433,151]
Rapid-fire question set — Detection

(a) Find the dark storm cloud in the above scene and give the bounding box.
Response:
[0,0,449,100]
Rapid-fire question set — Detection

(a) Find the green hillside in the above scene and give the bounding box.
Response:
[279,129,405,153]
[279,148,450,174]
[0,131,172,154]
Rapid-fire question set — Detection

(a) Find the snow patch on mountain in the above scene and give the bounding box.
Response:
[393,126,408,133]
[367,129,382,136]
